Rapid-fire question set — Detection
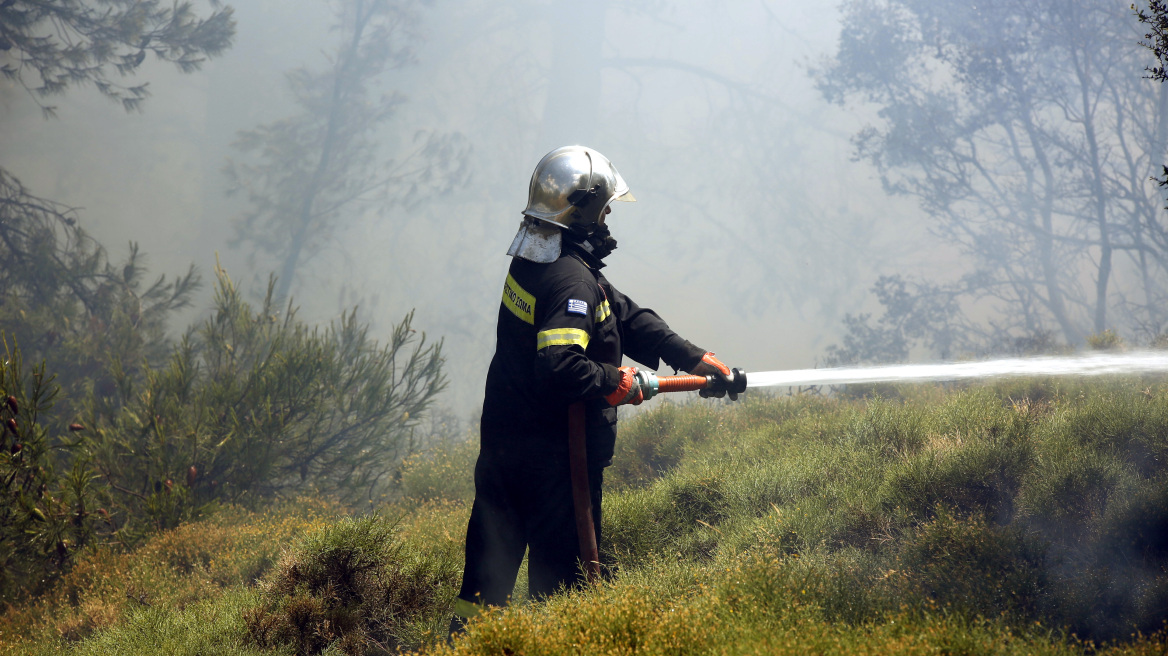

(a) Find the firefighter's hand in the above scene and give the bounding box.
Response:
[691,352,738,401]
[605,366,645,406]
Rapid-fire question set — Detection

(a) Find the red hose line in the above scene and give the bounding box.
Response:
[657,374,709,393]
[568,402,600,582]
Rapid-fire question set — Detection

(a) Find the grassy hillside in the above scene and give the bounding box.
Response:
[3,378,1168,655]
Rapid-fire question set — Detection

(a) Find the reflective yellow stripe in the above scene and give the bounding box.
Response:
[453,597,484,619]
[595,300,611,323]
[501,274,535,325]
[537,328,590,351]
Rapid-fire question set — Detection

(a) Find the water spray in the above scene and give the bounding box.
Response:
[634,351,1168,399]
[572,351,1168,578]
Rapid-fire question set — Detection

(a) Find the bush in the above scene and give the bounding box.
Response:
[244,515,460,655]
[1019,432,1123,529]
[81,267,446,537]
[877,394,1031,523]
[0,339,98,600]
[844,397,928,458]
[604,385,1167,644]
[607,401,720,490]
[1087,329,1125,351]
[14,381,1168,654]
[896,511,1047,619]
[58,588,269,656]
[396,438,478,506]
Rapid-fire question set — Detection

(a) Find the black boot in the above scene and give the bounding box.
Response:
[446,613,467,645]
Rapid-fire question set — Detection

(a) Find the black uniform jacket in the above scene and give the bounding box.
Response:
[480,243,705,465]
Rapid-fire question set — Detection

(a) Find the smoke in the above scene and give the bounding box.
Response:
[8,0,1154,416]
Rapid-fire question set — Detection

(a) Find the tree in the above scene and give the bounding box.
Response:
[0,0,235,405]
[225,0,469,303]
[0,169,198,424]
[1136,1,1168,80]
[823,274,968,365]
[0,0,234,116]
[1135,1,1168,236]
[815,0,1168,345]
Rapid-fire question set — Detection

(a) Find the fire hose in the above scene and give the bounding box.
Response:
[568,368,748,582]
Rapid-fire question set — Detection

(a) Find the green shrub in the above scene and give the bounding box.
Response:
[1059,388,1168,476]
[1087,329,1125,351]
[0,339,99,600]
[396,438,478,505]
[0,171,198,427]
[843,397,929,458]
[877,402,1031,522]
[15,380,1168,654]
[244,515,460,655]
[607,401,720,490]
[1019,432,1123,528]
[897,511,1047,619]
[601,479,723,566]
[81,268,446,538]
[1048,479,1168,639]
[1098,481,1168,565]
[60,588,268,656]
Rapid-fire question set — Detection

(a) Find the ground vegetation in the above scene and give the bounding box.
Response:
[4,378,1167,654]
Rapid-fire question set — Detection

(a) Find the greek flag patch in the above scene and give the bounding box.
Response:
[566,299,588,316]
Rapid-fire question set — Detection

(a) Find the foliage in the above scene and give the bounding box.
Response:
[1135,1,1168,223]
[897,511,1048,619]
[0,176,446,597]
[815,0,1168,343]
[0,0,235,116]
[0,338,97,600]
[822,274,974,364]
[1087,328,1127,350]
[224,0,470,302]
[439,561,1115,656]
[243,515,461,655]
[81,266,446,538]
[1136,1,1168,81]
[396,438,478,506]
[54,589,271,656]
[599,383,1168,643]
[823,275,1080,365]
[606,401,722,490]
[0,170,198,422]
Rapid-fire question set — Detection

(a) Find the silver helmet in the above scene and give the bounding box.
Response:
[507,146,635,263]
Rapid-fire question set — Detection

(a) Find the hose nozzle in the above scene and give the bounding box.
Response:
[635,368,748,400]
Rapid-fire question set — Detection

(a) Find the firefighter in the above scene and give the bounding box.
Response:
[450,146,737,634]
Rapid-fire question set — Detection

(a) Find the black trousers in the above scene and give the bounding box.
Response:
[455,445,603,608]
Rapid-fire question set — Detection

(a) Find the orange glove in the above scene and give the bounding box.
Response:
[691,353,738,400]
[605,366,645,406]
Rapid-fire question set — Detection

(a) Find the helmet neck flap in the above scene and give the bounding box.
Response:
[508,146,634,263]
